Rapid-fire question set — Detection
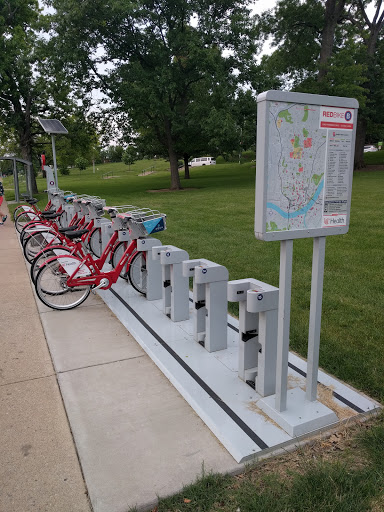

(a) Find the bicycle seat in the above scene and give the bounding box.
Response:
[59,225,80,233]
[21,193,31,199]
[40,211,61,219]
[64,229,89,240]
[26,198,38,205]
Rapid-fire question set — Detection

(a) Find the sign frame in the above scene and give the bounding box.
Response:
[255,90,359,241]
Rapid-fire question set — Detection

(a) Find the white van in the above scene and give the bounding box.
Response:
[188,156,216,167]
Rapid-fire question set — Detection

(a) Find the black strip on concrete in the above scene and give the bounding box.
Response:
[331,392,365,413]
[110,288,269,450]
[287,362,307,378]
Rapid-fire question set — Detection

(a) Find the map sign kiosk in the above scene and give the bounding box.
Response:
[255,90,358,436]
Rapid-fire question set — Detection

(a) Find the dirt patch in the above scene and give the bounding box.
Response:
[147,188,200,193]
[317,383,359,421]
[235,414,380,486]
[103,176,121,179]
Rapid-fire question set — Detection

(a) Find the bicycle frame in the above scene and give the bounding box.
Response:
[24,215,95,248]
[16,198,53,216]
[54,238,140,289]
[35,228,121,273]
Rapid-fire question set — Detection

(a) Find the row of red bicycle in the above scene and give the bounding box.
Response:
[16,190,166,310]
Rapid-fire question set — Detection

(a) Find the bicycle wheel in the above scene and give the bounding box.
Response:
[111,241,130,280]
[128,251,147,295]
[23,230,62,263]
[13,205,34,221]
[35,257,91,310]
[20,221,50,244]
[30,246,73,284]
[88,227,102,258]
[15,210,40,233]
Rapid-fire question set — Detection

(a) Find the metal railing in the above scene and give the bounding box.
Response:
[139,166,155,176]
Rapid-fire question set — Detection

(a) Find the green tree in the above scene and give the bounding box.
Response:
[259,0,384,167]
[47,0,259,189]
[122,146,137,170]
[74,156,88,171]
[0,0,81,192]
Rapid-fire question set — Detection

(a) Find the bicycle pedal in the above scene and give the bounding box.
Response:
[92,278,110,293]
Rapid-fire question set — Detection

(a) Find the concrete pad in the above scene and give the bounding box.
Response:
[41,304,145,372]
[35,289,103,314]
[58,356,239,512]
[0,261,31,277]
[0,376,91,512]
[0,236,20,250]
[0,247,24,263]
[0,310,53,384]
[2,280,39,316]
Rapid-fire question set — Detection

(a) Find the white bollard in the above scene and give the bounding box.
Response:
[152,245,189,321]
[228,278,279,397]
[183,259,229,352]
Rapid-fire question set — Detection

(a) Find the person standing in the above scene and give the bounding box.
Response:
[0,179,7,224]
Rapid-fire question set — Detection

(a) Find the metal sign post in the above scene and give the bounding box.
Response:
[51,134,58,188]
[275,239,293,412]
[255,90,358,435]
[306,236,326,401]
[38,118,68,190]
[13,158,19,203]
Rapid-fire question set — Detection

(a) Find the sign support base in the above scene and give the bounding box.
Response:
[259,387,338,437]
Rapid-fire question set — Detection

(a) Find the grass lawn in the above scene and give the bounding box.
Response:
[363,149,384,166]
[147,413,384,512]
[6,160,381,402]
[3,159,384,511]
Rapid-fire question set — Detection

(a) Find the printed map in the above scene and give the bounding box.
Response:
[266,102,326,233]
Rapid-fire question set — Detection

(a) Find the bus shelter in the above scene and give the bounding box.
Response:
[0,156,33,202]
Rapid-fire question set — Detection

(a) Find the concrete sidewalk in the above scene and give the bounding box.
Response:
[0,199,91,512]
[0,198,240,512]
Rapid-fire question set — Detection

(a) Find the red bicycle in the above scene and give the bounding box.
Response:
[34,208,166,310]
[14,190,75,232]
[29,205,138,284]
[22,196,105,263]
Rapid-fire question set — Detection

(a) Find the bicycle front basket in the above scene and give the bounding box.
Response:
[142,214,166,235]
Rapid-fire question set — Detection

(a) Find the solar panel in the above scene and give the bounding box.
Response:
[38,118,68,135]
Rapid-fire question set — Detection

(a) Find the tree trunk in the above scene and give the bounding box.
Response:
[164,119,182,190]
[19,129,38,194]
[318,0,346,82]
[352,5,384,168]
[168,148,182,189]
[184,154,190,179]
[354,116,366,169]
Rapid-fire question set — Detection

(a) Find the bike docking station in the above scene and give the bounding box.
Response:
[182,259,228,352]
[227,279,279,398]
[86,92,378,464]
[152,245,189,320]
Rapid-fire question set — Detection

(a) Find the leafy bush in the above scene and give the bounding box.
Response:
[75,157,88,171]
[59,167,70,175]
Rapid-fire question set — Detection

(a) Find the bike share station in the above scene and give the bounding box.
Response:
[0,156,33,202]
[36,93,379,464]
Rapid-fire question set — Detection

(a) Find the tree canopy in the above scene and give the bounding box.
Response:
[258,0,384,166]
[0,0,94,191]
[1,0,383,184]
[47,0,260,188]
